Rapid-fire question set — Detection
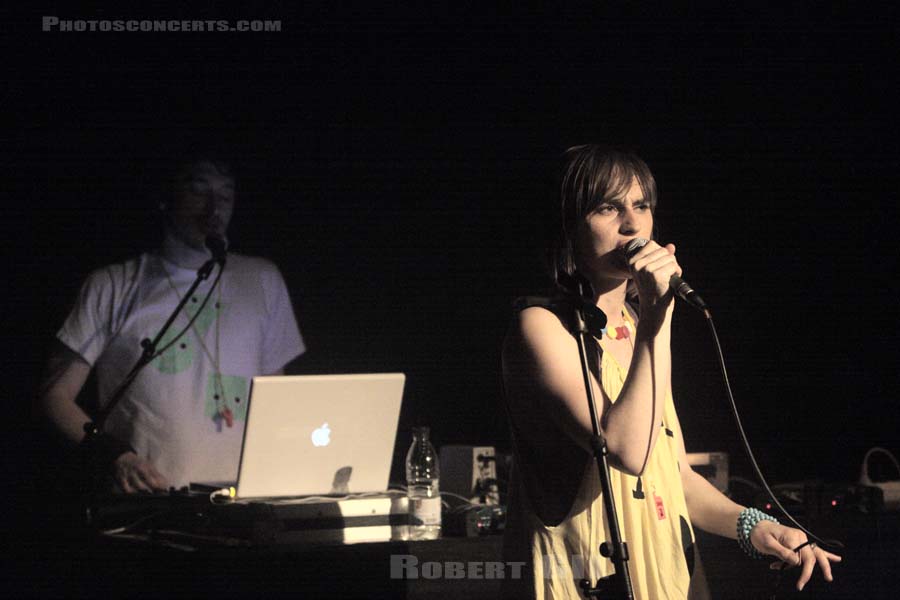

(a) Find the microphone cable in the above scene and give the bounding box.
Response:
[701,306,845,554]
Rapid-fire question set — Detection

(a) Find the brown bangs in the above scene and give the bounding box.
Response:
[551,145,658,289]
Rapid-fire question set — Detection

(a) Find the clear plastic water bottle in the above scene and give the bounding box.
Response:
[405,426,442,540]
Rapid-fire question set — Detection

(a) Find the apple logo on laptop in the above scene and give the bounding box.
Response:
[311,422,331,447]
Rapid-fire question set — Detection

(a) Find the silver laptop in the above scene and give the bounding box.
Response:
[206,373,405,499]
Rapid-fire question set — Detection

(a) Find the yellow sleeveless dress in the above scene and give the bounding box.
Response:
[503,313,695,600]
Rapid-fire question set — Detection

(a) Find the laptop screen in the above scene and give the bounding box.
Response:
[230,373,405,499]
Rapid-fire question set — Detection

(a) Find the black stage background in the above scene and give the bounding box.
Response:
[7,3,900,578]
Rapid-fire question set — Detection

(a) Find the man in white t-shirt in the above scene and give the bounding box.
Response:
[37,158,306,492]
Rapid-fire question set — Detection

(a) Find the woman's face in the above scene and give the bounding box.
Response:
[575,176,654,282]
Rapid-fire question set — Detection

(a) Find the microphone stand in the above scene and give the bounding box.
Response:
[565,276,634,600]
[79,254,223,501]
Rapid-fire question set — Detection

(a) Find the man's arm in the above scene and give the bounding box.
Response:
[36,340,168,493]
[36,340,93,444]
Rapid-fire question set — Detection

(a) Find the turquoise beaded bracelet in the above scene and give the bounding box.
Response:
[737,507,778,559]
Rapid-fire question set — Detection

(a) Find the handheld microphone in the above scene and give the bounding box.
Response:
[205,234,228,265]
[622,238,708,311]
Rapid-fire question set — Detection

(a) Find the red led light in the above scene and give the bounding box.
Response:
[831,500,838,507]
[765,503,772,510]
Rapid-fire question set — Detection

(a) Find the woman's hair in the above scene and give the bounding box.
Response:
[550,144,658,290]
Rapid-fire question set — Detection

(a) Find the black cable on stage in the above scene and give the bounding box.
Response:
[701,307,845,553]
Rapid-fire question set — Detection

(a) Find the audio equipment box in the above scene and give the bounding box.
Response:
[439,445,500,505]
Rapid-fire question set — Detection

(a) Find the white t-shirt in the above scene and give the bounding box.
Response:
[58,245,305,488]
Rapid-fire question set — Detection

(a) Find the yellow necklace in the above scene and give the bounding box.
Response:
[600,308,635,341]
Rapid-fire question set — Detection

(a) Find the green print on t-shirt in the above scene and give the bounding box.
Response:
[152,299,221,374]
[204,374,249,422]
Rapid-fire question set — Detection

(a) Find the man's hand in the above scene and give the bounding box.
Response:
[113,452,168,493]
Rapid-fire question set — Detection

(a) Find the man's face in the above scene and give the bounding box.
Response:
[165,161,235,249]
